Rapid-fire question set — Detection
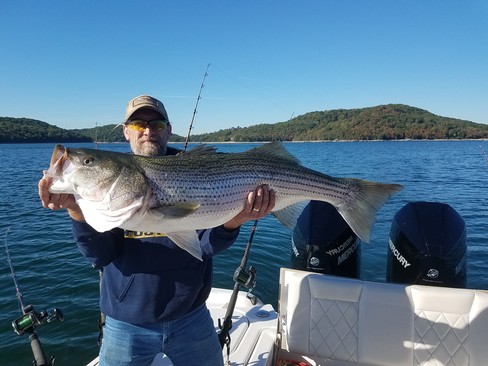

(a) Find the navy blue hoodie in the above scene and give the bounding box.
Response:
[72,220,239,324]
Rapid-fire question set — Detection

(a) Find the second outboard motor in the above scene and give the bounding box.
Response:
[387,201,466,287]
[291,201,360,278]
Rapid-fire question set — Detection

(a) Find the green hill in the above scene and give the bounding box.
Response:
[192,104,488,142]
[0,117,90,143]
[2,104,487,143]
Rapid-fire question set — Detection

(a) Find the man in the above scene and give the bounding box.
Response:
[38,95,275,366]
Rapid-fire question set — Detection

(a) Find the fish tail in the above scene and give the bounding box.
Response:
[336,179,403,243]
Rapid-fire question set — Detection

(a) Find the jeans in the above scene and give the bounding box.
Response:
[99,305,224,366]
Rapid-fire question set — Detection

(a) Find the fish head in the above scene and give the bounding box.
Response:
[45,145,148,206]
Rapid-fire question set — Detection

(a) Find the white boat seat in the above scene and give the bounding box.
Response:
[278,268,488,366]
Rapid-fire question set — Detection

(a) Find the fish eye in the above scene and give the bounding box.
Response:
[83,157,95,165]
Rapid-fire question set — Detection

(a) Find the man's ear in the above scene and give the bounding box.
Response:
[123,125,130,140]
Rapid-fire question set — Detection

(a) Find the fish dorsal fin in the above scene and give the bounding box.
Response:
[176,145,219,157]
[247,142,300,164]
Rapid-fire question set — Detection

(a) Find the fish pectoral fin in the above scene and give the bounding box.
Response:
[76,197,122,232]
[166,231,203,261]
[272,201,310,229]
[149,203,201,218]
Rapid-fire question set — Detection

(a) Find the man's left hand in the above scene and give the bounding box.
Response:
[223,185,275,231]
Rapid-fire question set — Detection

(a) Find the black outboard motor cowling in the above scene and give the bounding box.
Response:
[292,201,360,278]
[387,201,466,287]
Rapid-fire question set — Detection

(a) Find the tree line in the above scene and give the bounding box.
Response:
[2,104,488,143]
[0,117,90,143]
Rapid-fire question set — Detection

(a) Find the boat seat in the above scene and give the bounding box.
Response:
[277,268,488,366]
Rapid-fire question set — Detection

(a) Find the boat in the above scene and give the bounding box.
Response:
[86,267,488,366]
[85,201,488,366]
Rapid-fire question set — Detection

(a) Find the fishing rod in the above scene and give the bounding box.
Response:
[181,64,262,360]
[218,219,259,359]
[5,232,64,366]
[183,63,211,152]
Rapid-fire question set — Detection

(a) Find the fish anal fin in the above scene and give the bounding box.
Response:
[166,231,203,261]
[272,201,310,229]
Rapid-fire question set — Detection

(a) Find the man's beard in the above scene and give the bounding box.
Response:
[131,139,165,156]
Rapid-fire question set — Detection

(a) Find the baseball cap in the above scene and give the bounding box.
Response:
[125,95,169,123]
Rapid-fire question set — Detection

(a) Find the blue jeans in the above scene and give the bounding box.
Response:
[99,305,224,366]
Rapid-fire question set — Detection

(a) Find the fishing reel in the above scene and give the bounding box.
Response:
[233,265,257,305]
[234,265,256,290]
[12,304,64,336]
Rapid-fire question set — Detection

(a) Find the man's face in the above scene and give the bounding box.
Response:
[123,108,172,156]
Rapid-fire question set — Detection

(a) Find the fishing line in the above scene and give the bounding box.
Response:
[480,144,488,164]
[5,229,26,313]
[211,63,291,116]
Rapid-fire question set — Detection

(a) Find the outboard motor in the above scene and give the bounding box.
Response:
[291,201,360,278]
[387,201,466,287]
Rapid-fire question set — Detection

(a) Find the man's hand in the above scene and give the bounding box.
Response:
[38,176,85,221]
[223,185,276,231]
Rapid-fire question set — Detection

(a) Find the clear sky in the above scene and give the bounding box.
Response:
[1,1,487,136]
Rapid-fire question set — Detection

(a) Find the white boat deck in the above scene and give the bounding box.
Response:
[87,288,278,366]
[88,268,488,366]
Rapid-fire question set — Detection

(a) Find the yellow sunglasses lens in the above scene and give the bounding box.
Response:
[127,120,168,132]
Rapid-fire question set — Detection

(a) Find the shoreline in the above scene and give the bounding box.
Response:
[1,138,488,145]
[170,138,488,144]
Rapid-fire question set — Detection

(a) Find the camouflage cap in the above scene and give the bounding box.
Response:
[125,95,169,123]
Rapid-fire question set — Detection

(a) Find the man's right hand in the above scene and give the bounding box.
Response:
[38,176,85,221]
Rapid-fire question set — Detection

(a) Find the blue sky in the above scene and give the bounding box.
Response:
[1,1,487,136]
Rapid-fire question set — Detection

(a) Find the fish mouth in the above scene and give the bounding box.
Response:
[44,144,76,194]
[47,144,68,178]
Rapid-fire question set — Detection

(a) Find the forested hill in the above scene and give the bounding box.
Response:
[192,104,488,142]
[1,104,488,143]
[0,117,90,143]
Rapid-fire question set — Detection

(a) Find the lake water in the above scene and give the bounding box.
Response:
[1,140,487,366]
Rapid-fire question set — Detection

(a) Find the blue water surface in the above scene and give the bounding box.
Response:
[0,140,487,365]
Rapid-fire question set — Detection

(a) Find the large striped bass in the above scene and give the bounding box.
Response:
[44,142,402,260]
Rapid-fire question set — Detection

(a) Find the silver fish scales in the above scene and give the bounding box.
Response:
[45,142,403,259]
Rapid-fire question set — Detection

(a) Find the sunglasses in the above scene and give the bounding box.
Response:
[126,119,169,132]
